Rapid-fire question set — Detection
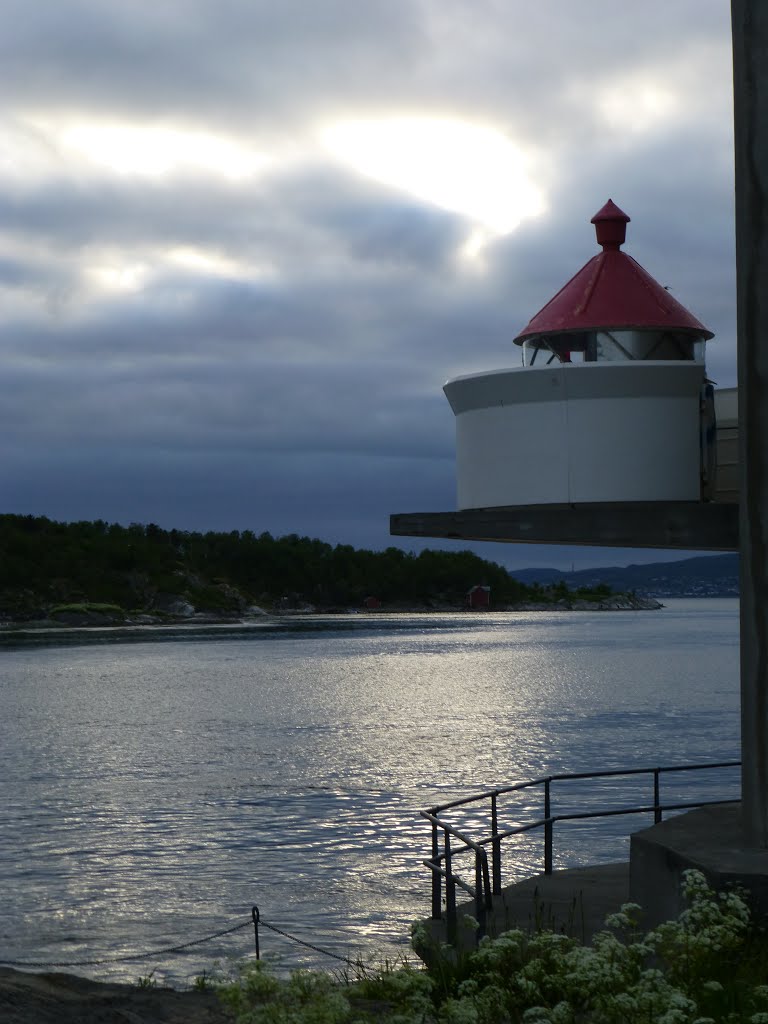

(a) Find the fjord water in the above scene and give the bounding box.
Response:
[0,600,739,983]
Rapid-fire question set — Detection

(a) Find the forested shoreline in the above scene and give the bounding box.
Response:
[0,514,641,625]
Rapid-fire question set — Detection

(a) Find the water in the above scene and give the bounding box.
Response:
[0,600,740,983]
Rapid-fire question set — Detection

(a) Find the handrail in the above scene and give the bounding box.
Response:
[427,759,741,815]
[421,760,740,941]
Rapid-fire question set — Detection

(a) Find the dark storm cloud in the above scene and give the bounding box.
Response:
[1,0,427,127]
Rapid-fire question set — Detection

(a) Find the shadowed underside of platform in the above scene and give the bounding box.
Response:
[391,502,738,551]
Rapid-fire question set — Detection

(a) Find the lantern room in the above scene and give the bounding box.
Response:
[516,200,712,367]
[443,201,716,509]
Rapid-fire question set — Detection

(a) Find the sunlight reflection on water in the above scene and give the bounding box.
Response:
[0,601,739,983]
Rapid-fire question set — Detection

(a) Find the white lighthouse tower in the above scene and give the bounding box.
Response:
[444,201,715,509]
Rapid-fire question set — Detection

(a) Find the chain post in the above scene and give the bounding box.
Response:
[251,906,260,960]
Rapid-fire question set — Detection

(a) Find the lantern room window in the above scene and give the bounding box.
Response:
[521,330,706,366]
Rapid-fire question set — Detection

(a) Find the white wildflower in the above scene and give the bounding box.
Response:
[522,1008,551,1022]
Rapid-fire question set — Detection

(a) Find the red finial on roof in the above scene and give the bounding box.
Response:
[591,199,630,250]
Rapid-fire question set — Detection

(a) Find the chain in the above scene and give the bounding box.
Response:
[258,918,359,965]
[1,912,365,970]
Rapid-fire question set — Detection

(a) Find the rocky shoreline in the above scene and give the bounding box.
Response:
[0,967,232,1024]
[0,593,662,631]
[505,594,663,611]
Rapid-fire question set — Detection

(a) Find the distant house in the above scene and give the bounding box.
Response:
[466,585,491,609]
[363,596,382,610]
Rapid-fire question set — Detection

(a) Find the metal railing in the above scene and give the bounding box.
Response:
[421,760,740,940]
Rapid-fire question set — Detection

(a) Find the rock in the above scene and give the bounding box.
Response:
[0,967,233,1024]
[152,595,195,617]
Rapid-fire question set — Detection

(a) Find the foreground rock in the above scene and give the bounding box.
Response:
[0,968,233,1024]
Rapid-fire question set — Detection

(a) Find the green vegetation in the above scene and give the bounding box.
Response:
[0,514,618,622]
[214,872,768,1023]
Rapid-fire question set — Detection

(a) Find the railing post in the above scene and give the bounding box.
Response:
[654,769,662,823]
[491,792,502,895]
[444,829,457,943]
[475,852,487,939]
[544,778,553,875]
[431,820,442,919]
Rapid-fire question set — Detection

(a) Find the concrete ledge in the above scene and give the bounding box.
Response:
[630,803,768,927]
[413,862,630,965]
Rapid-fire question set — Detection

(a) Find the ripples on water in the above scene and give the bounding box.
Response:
[0,600,739,983]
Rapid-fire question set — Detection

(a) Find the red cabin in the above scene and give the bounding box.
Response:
[466,585,491,610]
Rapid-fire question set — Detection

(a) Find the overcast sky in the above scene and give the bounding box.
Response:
[1,1,736,571]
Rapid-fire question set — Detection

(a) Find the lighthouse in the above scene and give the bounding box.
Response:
[444,201,715,509]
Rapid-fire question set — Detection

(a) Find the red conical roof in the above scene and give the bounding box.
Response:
[514,201,713,343]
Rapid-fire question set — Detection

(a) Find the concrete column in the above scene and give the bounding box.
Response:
[732,0,768,845]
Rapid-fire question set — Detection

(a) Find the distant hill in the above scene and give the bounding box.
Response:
[511,554,739,598]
